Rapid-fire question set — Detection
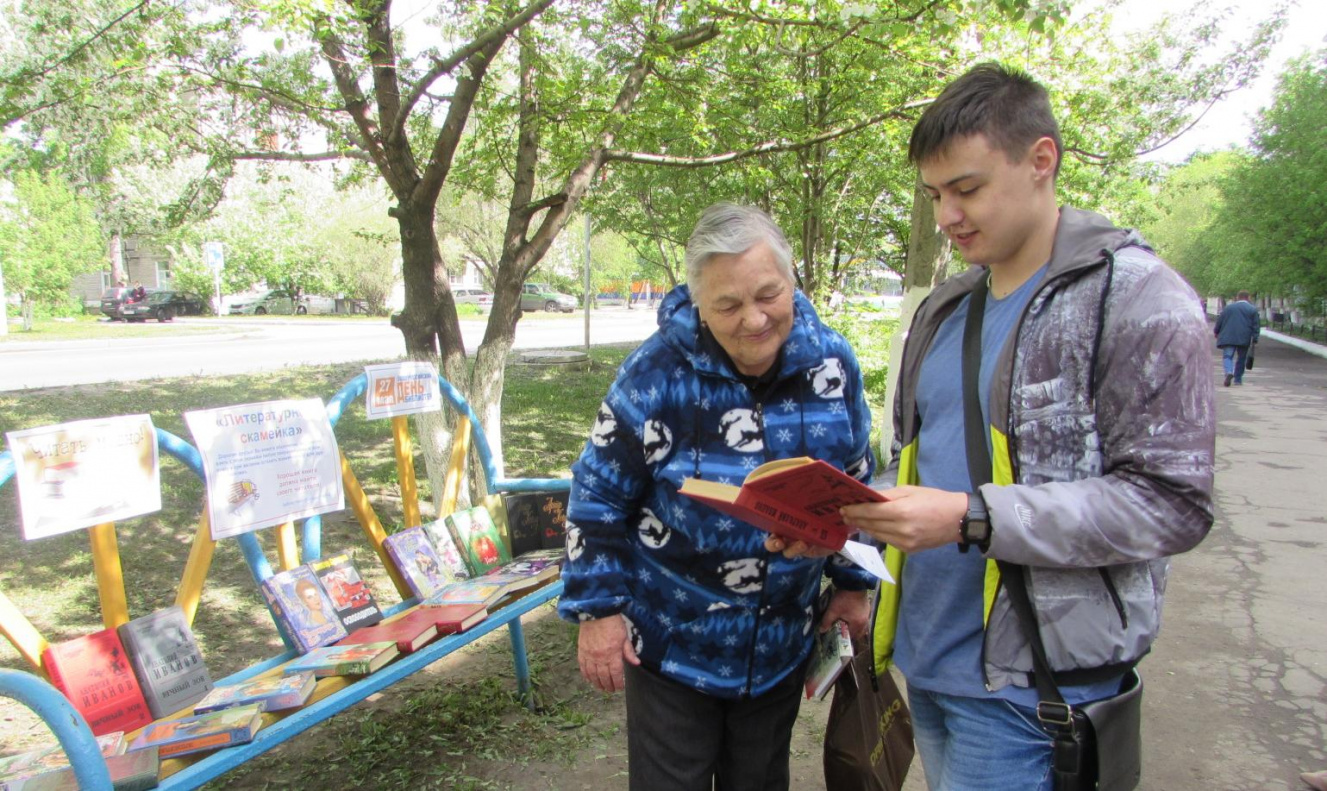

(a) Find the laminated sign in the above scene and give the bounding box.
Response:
[184,398,344,540]
[363,361,441,420]
[5,415,161,540]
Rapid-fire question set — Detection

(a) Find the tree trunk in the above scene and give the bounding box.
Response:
[21,299,35,332]
[392,201,469,516]
[108,231,126,286]
[879,174,952,459]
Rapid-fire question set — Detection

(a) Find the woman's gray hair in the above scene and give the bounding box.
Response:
[684,203,795,299]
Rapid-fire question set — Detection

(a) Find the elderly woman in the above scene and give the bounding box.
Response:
[557,203,877,791]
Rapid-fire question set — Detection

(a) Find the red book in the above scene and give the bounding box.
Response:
[678,457,887,551]
[42,628,153,737]
[334,609,440,654]
[416,602,489,634]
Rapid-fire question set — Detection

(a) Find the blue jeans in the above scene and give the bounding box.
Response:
[908,684,1054,791]
[1222,345,1250,383]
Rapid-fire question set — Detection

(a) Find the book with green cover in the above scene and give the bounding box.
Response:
[443,506,510,576]
[281,641,400,678]
[804,620,853,700]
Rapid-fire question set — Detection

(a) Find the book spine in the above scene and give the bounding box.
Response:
[262,582,310,654]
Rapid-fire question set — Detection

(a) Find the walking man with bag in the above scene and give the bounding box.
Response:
[772,63,1216,790]
[1215,290,1261,386]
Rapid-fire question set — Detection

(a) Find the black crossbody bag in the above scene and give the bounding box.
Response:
[960,273,1143,791]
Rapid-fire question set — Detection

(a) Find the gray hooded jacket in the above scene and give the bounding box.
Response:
[872,207,1216,691]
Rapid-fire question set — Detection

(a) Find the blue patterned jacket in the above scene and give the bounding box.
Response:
[557,285,876,698]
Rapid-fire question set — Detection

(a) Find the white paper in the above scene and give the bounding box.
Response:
[363,361,442,420]
[5,415,161,539]
[185,398,344,540]
[838,539,894,584]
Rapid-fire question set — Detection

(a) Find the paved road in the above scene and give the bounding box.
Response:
[0,308,661,391]
[1143,336,1326,790]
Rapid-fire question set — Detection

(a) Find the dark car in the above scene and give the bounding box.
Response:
[118,290,207,322]
[99,287,138,319]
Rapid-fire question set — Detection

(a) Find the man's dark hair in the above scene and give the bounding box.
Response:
[909,62,1063,175]
[1237,290,1251,300]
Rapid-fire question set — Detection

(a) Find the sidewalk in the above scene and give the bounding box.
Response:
[1144,334,1327,789]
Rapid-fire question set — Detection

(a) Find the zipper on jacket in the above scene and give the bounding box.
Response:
[1098,568,1128,629]
[741,563,771,698]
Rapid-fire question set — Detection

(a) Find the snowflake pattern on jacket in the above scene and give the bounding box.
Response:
[557,284,876,698]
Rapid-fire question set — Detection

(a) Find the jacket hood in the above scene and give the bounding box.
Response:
[655,284,830,381]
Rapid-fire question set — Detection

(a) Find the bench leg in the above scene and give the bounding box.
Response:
[507,619,535,710]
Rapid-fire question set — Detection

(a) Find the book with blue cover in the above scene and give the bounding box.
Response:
[259,565,348,654]
[193,671,317,714]
[383,526,449,599]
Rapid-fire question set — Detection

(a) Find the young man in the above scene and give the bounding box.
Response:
[1214,290,1261,386]
[841,63,1216,789]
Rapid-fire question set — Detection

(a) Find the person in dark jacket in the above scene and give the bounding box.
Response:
[558,203,876,791]
[1215,290,1261,386]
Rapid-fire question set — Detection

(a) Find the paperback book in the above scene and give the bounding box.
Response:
[42,628,153,737]
[421,519,470,581]
[443,506,510,576]
[259,565,348,654]
[192,671,317,714]
[0,732,126,786]
[282,641,400,678]
[383,526,449,599]
[308,553,384,631]
[805,619,853,700]
[421,579,510,610]
[128,705,263,759]
[117,605,214,719]
[679,457,886,551]
[335,609,439,654]
[4,747,159,791]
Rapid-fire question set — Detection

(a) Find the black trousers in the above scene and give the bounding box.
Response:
[624,661,805,791]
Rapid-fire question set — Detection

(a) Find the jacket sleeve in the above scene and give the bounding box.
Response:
[982,262,1216,568]
[824,344,877,592]
[557,376,650,623]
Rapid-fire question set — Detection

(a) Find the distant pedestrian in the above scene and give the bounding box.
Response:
[130,282,147,302]
[1215,290,1260,386]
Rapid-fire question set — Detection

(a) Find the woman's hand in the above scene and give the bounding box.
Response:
[577,614,641,693]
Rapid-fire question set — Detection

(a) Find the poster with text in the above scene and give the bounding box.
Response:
[184,398,344,540]
[364,361,441,420]
[5,415,161,540]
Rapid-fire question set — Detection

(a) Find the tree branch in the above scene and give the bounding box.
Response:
[318,26,396,190]
[0,0,152,87]
[606,99,930,168]
[231,150,371,162]
[412,36,506,208]
[389,0,556,145]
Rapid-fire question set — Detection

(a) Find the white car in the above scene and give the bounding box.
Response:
[454,288,493,307]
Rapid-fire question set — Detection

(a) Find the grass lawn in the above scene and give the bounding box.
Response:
[1,316,242,342]
[0,345,636,788]
[0,331,891,789]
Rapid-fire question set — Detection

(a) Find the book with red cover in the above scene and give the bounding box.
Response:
[415,602,489,634]
[678,457,886,551]
[334,608,440,654]
[41,628,153,737]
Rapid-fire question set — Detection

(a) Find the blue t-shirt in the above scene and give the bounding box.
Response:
[893,266,1112,707]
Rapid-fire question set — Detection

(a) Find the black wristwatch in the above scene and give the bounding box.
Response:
[958,492,991,553]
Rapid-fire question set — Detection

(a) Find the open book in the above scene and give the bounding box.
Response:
[679,457,886,551]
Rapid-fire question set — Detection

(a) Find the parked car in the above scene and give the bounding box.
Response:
[118,290,208,322]
[453,287,493,307]
[519,283,577,313]
[99,287,143,320]
[228,290,302,315]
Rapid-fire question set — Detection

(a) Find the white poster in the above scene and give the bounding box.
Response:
[184,398,344,540]
[363,361,442,420]
[5,415,161,540]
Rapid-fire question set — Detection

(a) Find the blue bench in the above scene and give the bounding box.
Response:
[0,373,569,789]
